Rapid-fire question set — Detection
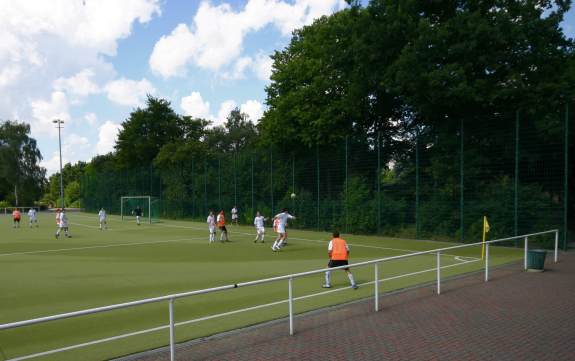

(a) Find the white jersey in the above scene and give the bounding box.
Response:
[98,210,106,221]
[207,215,216,228]
[28,209,37,219]
[254,216,265,228]
[231,207,238,219]
[58,212,68,228]
[274,212,294,233]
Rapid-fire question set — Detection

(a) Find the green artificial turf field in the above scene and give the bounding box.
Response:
[0,211,523,360]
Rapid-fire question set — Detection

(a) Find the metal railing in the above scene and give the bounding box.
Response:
[0,229,560,361]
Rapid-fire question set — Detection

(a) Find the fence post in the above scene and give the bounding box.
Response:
[345,135,348,234]
[316,144,320,230]
[564,103,569,251]
[169,298,175,361]
[415,129,420,239]
[377,132,381,233]
[485,243,489,282]
[514,110,519,245]
[460,118,464,242]
[374,263,379,312]
[270,147,274,216]
[555,230,559,263]
[288,277,294,335]
[436,251,441,295]
[523,237,528,270]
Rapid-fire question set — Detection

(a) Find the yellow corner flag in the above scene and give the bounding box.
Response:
[481,216,490,260]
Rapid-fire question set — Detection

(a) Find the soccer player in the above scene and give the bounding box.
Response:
[28,208,38,228]
[12,208,21,228]
[231,206,239,225]
[217,210,229,242]
[207,211,216,243]
[322,231,358,289]
[98,208,107,230]
[55,208,61,227]
[271,208,295,251]
[55,209,71,239]
[253,211,267,243]
[134,206,143,225]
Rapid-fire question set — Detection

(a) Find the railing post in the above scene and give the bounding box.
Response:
[374,263,379,312]
[485,243,489,282]
[288,277,294,335]
[554,230,559,263]
[169,298,175,361]
[523,237,528,271]
[436,251,441,295]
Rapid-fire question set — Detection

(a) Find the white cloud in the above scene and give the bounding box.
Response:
[253,53,273,81]
[30,91,70,136]
[96,120,121,155]
[150,0,345,78]
[84,112,98,126]
[53,69,100,97]
[216,100,238,125]
[104,78,156,107]
[240,99,264,122]
[41,133,92,175]
[0,0,160,164]
[181,91,211,119]
[222,57,254,80]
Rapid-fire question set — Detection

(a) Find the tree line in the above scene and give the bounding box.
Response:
[4,0,574,241]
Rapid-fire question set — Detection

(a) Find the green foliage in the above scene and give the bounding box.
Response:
[0,121,46,206]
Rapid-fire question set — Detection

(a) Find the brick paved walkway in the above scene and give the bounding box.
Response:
[125,252,575,361]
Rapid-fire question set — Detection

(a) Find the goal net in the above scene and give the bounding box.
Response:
[120,196,159,224]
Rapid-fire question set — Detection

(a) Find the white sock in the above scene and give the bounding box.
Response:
[347,273,355,286]
[325,271,331,286]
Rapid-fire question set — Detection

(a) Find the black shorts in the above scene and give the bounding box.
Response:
[219,226,227,232]
[328,259,349,270]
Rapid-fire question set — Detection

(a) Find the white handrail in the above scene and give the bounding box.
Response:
[0,229,560,361]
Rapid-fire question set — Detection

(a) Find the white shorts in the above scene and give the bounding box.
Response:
[99,218,106,223]
[232,215,238,220]
[276,224,285,234]
[209,226,216,234]
[256,226,265,234]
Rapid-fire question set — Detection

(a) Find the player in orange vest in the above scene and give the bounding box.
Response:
[216,210,229,242]
[12,208,21,228]
[322,231,358,289]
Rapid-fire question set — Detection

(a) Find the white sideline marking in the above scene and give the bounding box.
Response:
[0,237,205,257]
[5,258,478,361]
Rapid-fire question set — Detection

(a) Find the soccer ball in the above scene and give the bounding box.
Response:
[290,193,296,199]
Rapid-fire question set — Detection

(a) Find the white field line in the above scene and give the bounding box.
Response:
[0,237,206,257]
[6,258,478,361]
[152,222,481,262]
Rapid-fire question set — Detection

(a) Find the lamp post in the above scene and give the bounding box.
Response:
[52,119,64,209]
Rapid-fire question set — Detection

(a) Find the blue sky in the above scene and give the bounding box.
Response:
[0,0,573,175]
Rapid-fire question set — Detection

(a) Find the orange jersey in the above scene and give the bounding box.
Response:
[217,214,225,227]
[12,210,21,219]
[272,218,279,232]
[330,238,349,261]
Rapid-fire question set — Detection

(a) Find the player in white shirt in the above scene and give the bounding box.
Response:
[27,208,38,228]
[98,208,107,230]
[271,208,295,251]
[55,209,71,239]
[231,206,239,225]
[207,211,216,243]
[253,211,267,243]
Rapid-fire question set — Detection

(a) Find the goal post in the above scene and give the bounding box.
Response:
[3,206,41,215]
[120,196,159,224]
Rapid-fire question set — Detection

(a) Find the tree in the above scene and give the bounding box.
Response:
[115,96,183,168]
[0,121,46,205]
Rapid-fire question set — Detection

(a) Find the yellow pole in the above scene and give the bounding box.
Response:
[481,216,487,260]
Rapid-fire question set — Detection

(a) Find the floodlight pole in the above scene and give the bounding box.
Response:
[53,119,65,209]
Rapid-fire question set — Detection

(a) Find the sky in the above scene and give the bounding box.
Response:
[0,0,573,176]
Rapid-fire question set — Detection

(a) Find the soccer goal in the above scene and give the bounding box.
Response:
[120,196,159,224]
